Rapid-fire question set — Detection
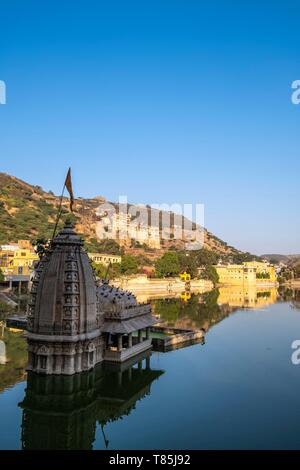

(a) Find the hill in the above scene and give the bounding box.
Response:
[0,172,242,257]
[262,254,300,265]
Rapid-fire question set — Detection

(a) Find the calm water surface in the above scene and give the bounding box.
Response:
[1,288,300,450]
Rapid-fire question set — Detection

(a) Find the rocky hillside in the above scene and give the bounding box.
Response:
[0,172,240,256]
[262,254,300,265]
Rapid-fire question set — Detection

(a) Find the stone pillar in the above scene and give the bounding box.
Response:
[117,335,123,352]
[128,333,132,348]
[138,329,143,343]
[128,367,132,381]
[146,327,150,340]
[55,355,63,374]
[146,356,151,370]
[76,353,82,373]
[18,281,22,295]
[9,279,12,291]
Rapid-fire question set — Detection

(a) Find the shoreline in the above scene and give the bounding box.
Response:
[111,275,213,297]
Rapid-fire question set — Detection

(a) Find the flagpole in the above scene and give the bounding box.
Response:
[51,181,66,240]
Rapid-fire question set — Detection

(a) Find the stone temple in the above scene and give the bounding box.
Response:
[27,220,157,375]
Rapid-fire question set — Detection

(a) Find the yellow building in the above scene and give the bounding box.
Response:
[243,261,277,283]
[9,249,39,275]
[88,253,122,267]
[216,264,257,285]
[0,242,39,276]
[215,261,277,286]
[0,247,16,272]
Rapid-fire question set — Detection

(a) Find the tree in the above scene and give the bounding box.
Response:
[120,255,139,275]
[194,248,219,267]
[0,301,15,319]
[91,262,107,279]
[32,237,50,259]
[155,252,180,278]
[92,261,122,280]
[0,268,4,282]
[231,252,262,264]
[178,253,198,278]
[200,265,219,285]
[135,254,153,267]
[84,238,123,255]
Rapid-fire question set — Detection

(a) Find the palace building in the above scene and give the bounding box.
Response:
[215,261,277,286]
[88,252,121,266]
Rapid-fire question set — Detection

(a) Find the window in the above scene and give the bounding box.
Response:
[40,356,47,369]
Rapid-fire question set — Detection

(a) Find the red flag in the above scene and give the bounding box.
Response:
[65,168,74,212]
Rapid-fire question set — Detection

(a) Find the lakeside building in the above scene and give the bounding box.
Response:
[215,261,277,286]
[243,261,277,283]
[88,253,122,267]
[0,241,39,276]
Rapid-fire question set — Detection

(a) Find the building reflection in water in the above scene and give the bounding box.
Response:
[0,340,6,365]
[19,350,164,450]
[152,288,278,332]
[217,286,278,309]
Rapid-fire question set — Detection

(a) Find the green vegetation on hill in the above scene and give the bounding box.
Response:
[92,254,140,279]
[0,173,78,243]
[84,237,123,255]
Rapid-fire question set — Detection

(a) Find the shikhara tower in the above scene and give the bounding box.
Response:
[27,220,104,374]
[27,220,156,375]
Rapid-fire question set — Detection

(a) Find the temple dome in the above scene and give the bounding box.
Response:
[97,280,137,312]
[28,220,100,337]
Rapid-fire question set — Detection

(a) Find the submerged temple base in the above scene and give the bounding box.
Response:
[27,336,104,375]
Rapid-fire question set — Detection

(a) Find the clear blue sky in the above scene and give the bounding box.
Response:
[1,0,299,254]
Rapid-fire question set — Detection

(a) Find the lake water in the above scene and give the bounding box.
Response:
[1,287,300,450]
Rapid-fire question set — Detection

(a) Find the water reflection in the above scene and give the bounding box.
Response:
[278,288,300,310]
[0,327,27,392]
[1,286,300,450]
[153,287,278,331]
[0,340,6,365]
[0,287,281,395]
[19,351,164,450]
[218,286,277,309]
